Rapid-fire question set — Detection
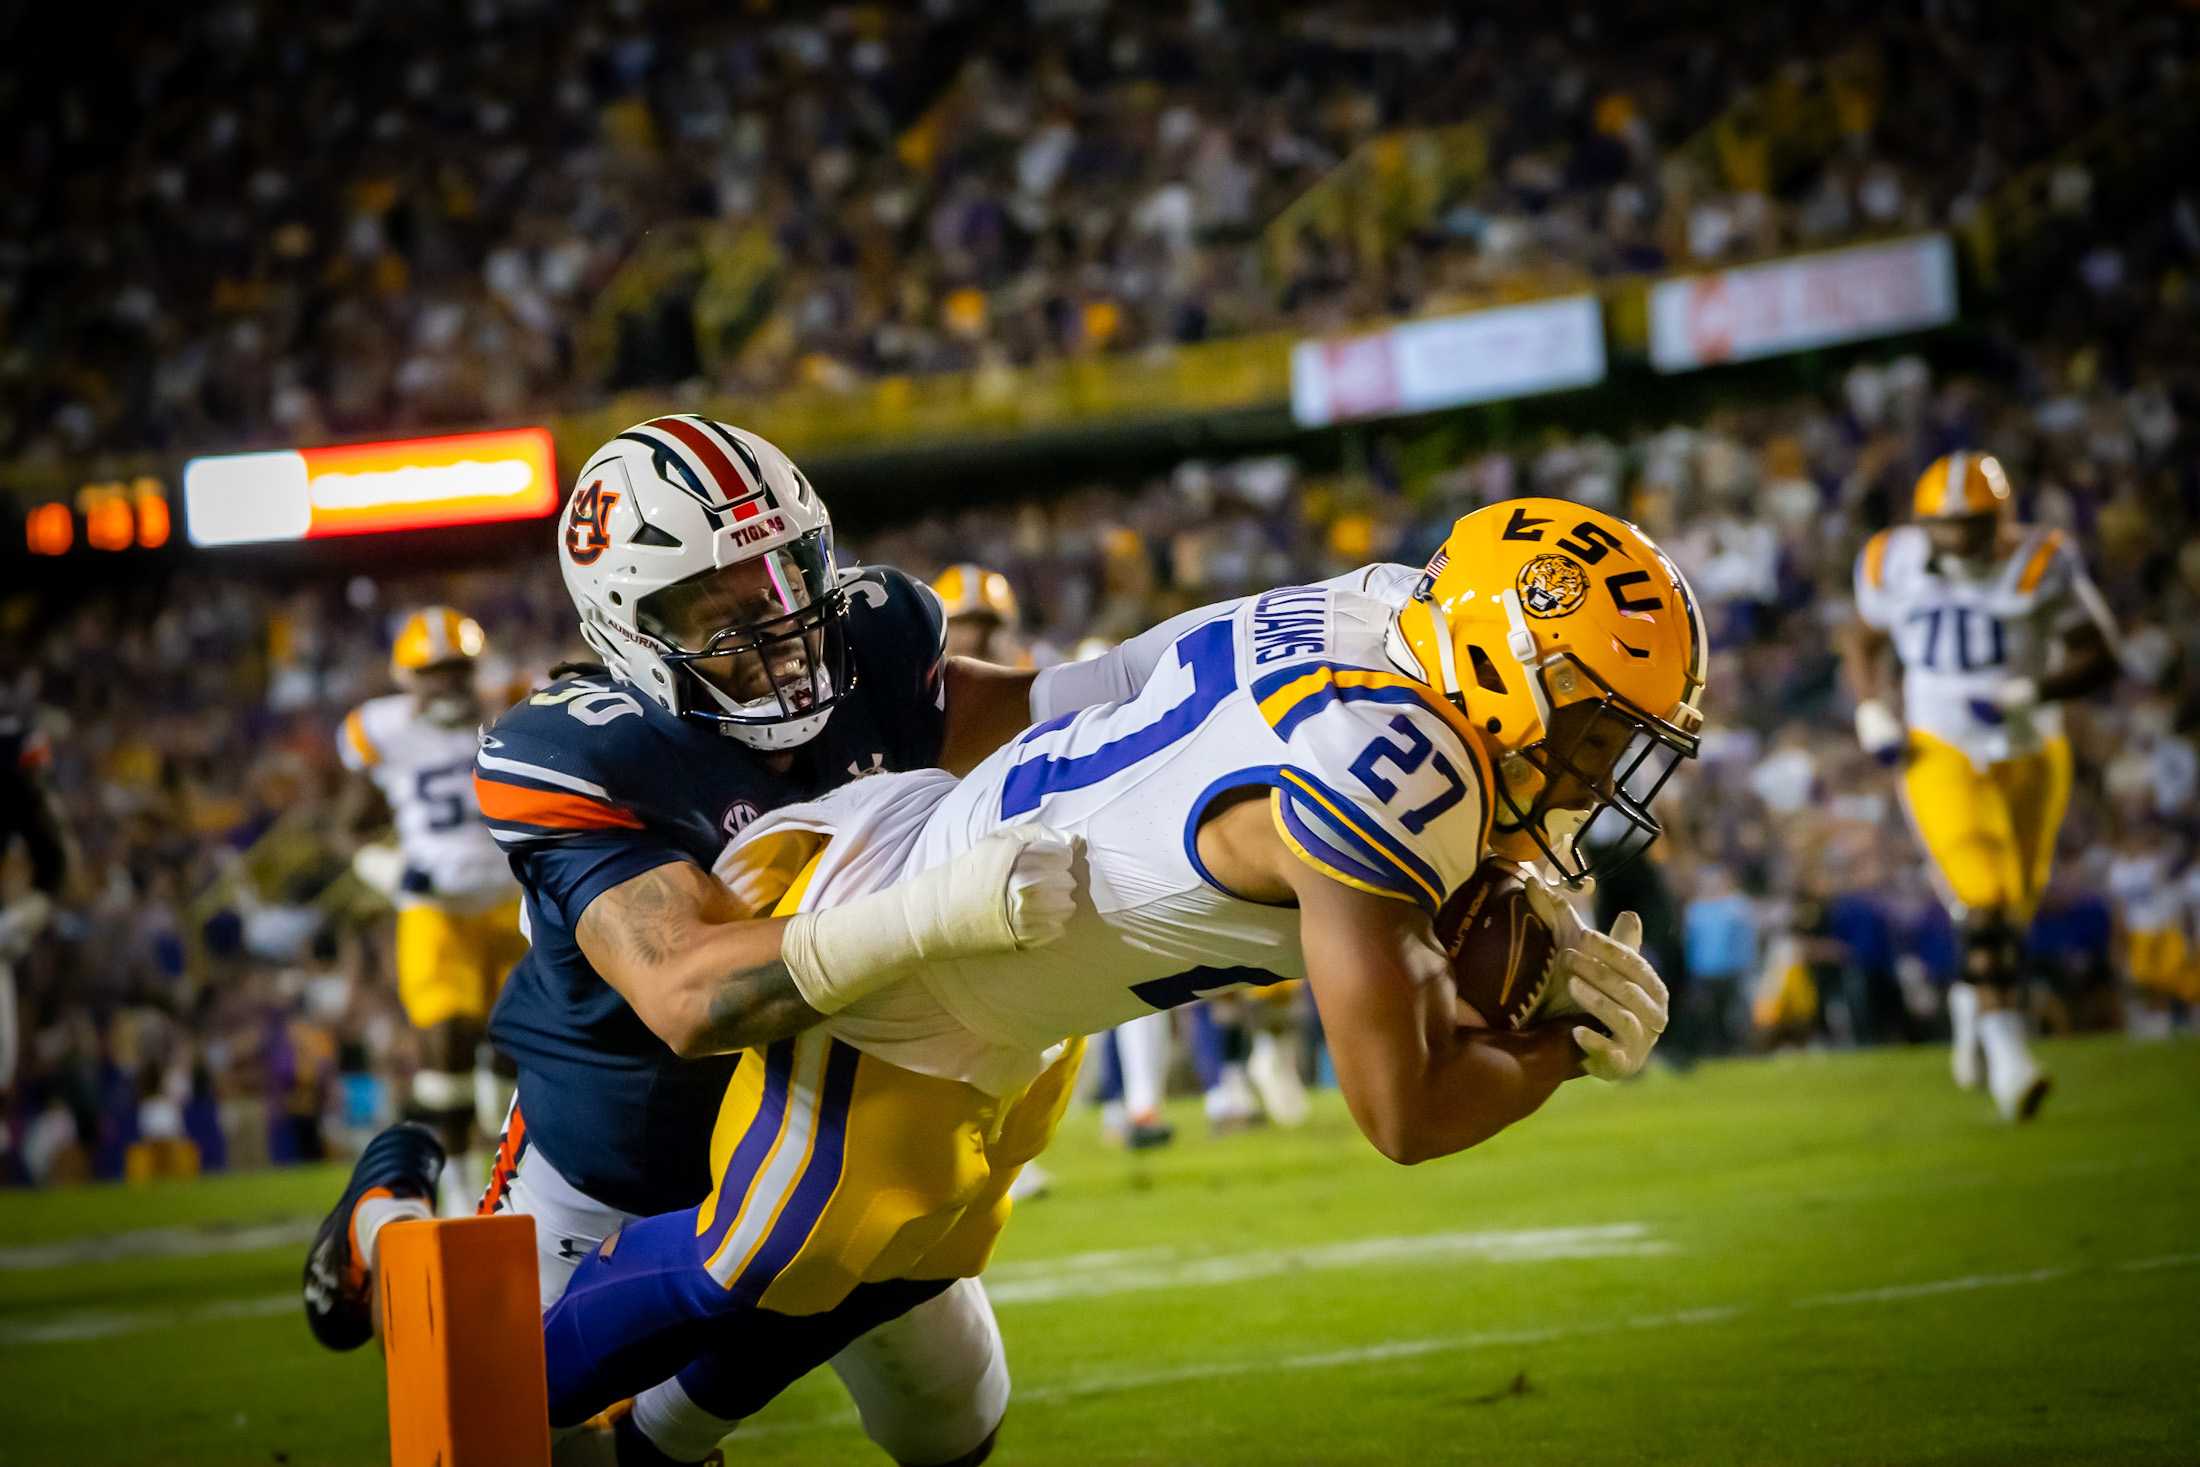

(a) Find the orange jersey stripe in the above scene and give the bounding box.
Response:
[1862,529,1892,590]
[342,709,380,767]
[2016,530,2064,593]
[474,776,643,831]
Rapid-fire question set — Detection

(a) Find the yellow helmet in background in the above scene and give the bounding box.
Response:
[1912,451,2012,521]
[1390,498,1707,881]
[390,605,486,681]
[932,564,1019,626]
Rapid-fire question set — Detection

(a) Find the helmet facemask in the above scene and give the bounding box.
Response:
[635,529,852,751]
[1492,653,1701,885]
[404,662,480,728]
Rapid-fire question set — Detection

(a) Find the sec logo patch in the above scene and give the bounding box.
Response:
[1517,553,1589,618]
[722,800,761,837]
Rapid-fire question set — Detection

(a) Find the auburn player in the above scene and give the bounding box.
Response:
[1842,452,2119,1119]
[304,416,1081,1467]
[535,500,1701,1440]
[336,607,525,1211]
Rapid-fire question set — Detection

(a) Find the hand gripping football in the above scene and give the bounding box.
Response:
[1434,859,1558,1031]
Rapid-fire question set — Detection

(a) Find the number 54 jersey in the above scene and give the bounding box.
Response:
[1854,525,2112,765]
[725,583,1497,1099]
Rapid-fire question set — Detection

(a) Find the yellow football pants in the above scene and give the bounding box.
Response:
[1898,731,2072,921]
[693,842,1082,1316]
[2125,927,2195,1002]
[394,901,528,1029]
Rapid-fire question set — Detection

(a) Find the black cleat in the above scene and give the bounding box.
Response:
[302,1121,445,1351]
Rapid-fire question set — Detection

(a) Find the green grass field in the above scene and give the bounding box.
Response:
[3,1036,2196,1466]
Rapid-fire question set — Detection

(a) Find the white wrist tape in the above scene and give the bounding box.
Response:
[779,829,1028,1015]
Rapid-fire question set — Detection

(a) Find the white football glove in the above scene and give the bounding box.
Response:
[1521,869,1590,1020]
[782,825,1080,1015]
[1853,698,1905,766]
[1559,911,1669,1082]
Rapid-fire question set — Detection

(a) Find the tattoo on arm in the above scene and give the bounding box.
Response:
[579,864,686,970]
[700,960,824,1054]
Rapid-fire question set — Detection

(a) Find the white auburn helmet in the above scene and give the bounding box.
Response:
[558,414,849,750]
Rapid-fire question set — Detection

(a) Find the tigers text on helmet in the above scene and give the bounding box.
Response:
[1387,498,1707,884]
[557,415,848,751]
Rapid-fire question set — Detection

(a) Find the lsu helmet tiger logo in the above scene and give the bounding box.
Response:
[1516,553,1590,618]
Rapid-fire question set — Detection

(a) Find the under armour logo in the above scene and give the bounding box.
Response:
[556,1238,592,1262]
[848,753,886,779]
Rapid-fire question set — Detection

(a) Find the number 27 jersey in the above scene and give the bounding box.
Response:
[746,583,1497,1097]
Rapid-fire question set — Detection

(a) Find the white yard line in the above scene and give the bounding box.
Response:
[0,1219,316,1272]
[0,1223,1667,1348]
[985,1224,1671,1306]
[739,1249,2200,1442]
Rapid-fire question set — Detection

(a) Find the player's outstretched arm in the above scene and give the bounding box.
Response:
[1290,865,1584,1165]
[580,825,1079,1059]
[578,860,816,1059]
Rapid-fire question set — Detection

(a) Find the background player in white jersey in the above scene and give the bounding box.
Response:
[535,498,1705,1438]
[338,606,527,1211]
[1843,452,2120,1119]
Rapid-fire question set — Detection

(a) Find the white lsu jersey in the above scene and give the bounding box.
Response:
[1854,524,2114,764]
[338,694,515,910]
[722,583,1494,1098]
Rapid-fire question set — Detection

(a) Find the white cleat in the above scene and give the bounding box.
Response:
[1007,1163,1053,1202]
[1979,1008,2049,1122]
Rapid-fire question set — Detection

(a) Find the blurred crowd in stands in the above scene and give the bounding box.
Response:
[3,0,2196,1182]
[5,0,2190,461]
[8,224,2196,1179]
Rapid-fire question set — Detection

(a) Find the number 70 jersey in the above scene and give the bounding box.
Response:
[746,583,1498,1097]
[1853,524,2111,763]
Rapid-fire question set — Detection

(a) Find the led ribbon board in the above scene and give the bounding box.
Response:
[184,428,558,547]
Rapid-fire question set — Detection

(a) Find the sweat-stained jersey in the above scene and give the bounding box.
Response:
[338,694,514,910]
[722,581,1497,1100]
[1853,525,2114,764]
[475,565,948,1216]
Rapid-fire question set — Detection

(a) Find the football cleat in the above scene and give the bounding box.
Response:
[302,1121,446,1351]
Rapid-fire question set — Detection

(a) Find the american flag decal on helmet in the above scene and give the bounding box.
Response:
[1414,545,1450,602]
[616,415,780,526]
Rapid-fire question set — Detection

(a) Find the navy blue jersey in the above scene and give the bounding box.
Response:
[478,566,947,1216]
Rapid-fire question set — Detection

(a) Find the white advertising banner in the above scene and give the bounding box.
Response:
[1291,295,1606,427]
[1648,234,1958,373]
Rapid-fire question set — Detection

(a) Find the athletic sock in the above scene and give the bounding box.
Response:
[353,1191,433,1278]
[630,1377,736,1464]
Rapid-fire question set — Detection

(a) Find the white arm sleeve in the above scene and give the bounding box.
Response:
[1027,563,1420,722]
[1028,600,1242,721]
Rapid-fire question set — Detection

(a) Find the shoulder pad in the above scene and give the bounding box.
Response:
[1253,661,1493,913]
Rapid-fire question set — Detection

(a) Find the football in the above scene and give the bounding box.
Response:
[1434,859,1558,1031]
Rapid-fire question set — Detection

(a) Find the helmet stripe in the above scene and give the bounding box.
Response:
[1942,452,1967,515]
[648,416,752,502]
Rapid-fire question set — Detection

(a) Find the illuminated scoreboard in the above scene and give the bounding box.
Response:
[182,428,559,548]
[22,478,174,556]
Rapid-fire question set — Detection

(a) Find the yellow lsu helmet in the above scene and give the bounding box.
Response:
[932,564,1019,626]
[1391,498,1707,882]
[1912,451,2012,521]
[390,605,486,681]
